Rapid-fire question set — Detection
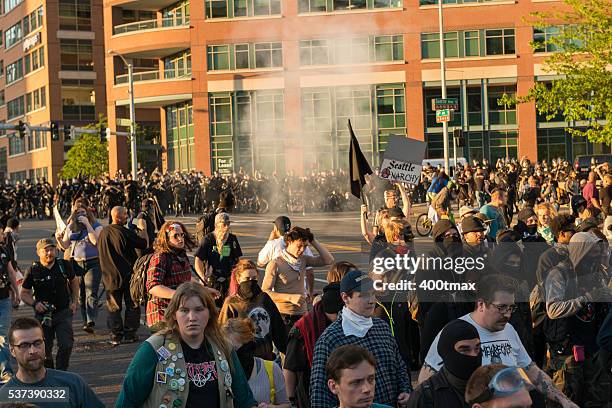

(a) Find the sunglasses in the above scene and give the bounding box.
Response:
[170,233,185,240]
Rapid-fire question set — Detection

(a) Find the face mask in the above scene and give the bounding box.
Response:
[438,320,482,381]
[236,341,256,378]
[443,235,462,257]
[237,280,261,299]
[526,225,538,236]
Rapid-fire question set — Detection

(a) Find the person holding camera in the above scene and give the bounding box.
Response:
[194,212,242,306]
[20,239,79,371]
[58,201,103,334]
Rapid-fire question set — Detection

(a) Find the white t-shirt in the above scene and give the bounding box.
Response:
[425,313,532,371]
[257,237,314,267]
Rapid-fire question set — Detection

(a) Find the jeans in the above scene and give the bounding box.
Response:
[37,308,74,371]
[76,259,102,325]
[0,297,14,383]
[106,277,140,340]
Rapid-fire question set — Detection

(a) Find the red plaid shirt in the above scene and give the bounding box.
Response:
[146,251,192,327]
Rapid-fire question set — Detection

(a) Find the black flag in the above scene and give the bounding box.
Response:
[348,119,373,199]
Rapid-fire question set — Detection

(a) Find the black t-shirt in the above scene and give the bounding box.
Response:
[22,259,75,311]
[181,340,220,408]
[195,233,242,279]
[600,185,612,216]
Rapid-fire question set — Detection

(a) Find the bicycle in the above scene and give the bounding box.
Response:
[415,212,433,237]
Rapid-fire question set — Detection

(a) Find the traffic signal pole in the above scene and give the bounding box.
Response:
[438,0,450,174]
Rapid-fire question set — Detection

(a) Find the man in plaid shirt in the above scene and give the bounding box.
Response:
[310,270,412,408]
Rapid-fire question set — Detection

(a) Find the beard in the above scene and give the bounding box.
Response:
[22,355,45,371]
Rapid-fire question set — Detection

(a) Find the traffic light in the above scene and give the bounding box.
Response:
[50,122,59,141]
[99,127,108,143]
[453,128,465,147]
[18,121,27,138]
[63,125,71,140]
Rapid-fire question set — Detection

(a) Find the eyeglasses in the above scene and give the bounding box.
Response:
[469,367,534,404]
[12,339,44,351]
[489,303,518,314]
[171,233,185,240]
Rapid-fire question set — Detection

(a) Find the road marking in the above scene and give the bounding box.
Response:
[324,243,362,252]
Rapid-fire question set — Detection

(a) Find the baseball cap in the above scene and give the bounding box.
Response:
[273,216,291,234]
[459,206,478,219]
[340,269,374,294]
[215,212,230,225]
[36,238,56,252]
[461,216,487,234]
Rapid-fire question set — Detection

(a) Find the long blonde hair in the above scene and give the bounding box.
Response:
[161,282,233,369]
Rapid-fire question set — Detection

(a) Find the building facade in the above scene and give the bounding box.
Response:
[103,0,607,176]
[0,0,107,183]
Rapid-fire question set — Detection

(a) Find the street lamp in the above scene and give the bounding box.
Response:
[108,49,138,179]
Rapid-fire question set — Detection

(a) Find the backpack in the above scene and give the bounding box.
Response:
[195,208,226,246]
[263,359,276,403]
[530,283,547,328]
[130,252,156,306]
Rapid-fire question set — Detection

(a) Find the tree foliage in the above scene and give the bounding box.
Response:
[509,0,612,143]
[60,114,109,179]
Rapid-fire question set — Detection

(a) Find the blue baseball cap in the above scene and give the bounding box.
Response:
[340,269,374,294]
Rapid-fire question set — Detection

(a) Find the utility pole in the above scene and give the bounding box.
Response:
[438,0,449,174]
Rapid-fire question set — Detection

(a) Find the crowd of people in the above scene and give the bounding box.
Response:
[0,168,359,224]
[0,155,611,408]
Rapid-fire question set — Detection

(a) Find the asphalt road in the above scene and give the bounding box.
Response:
[12,210,434,406]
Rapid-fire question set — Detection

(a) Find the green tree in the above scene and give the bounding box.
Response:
[507,0,612,143]
[60,114,109,178]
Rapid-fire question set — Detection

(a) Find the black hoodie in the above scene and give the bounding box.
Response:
[219,285,287,359]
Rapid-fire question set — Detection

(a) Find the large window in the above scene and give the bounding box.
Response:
[3,0,23,15]
[166,102,194,171]
[59,0,91,31]
[299,35,404,66]
[421,28,515,59]
[533,26,560,53]
[206,0,280,18]
[489,130,517,162]
[207,45,230,70]
[60,39,93,71]
[207,42,283,71]
[61,79,95,120]
[488,85,516,125]
[9,136,24,156]
[24,46,44,74]
[424,87,461,127]
[164,50,191,78]
[5,59,23,85]
[374,35,403,62]
[22,6,43,35]
[537,128,566,162]
[333,0,366,11]
[162,0,190,26]
[302,89,332,133]
[467,86,482,125]
[298,0,327,12]
[300,40,330,65]
[27,129,47,151]
[254,42,282,68]
[5,21,22,49]
[421,32,459,59]
[25,86,46,112]
[485,29,515,55]
[376,84,406,151]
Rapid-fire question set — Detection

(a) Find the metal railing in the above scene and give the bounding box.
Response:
[115,69,191,85]
[113,16,190,35]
